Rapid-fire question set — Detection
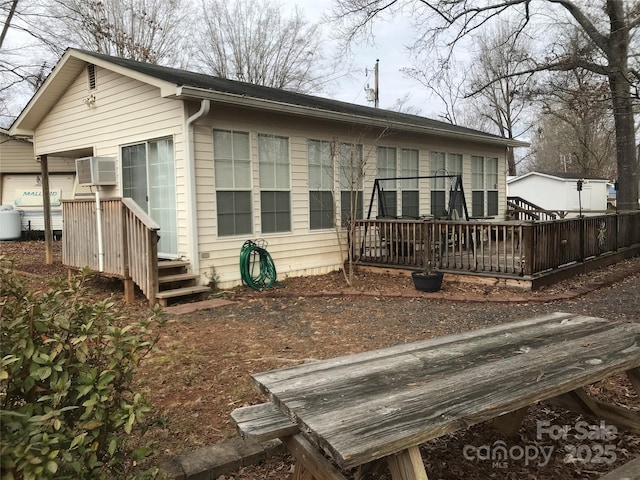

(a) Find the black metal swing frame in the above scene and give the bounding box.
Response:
[365,174,470,221]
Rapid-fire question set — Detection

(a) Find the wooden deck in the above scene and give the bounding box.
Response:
[350,211,640,286]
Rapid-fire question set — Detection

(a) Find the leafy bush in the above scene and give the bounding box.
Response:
[0,257,165,480]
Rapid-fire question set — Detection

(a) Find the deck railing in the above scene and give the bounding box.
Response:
[62,198,160,304]
[507,196,562,221]
[351,211,640,278]
[351,219,526,275]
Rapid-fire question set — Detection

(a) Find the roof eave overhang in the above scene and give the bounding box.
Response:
[174,86,530,148]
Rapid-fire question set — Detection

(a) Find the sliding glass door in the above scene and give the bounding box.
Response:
[122,137,177,257]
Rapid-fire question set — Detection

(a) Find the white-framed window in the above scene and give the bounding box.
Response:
[377,146,397,217]
[308,139,334,230]
[471,155,485,217]
[214,129,252,236]
[471,155,499,217]
[486,157,499,216]
[259,133,291,233]
[430,151,463,218]
[339,143,364,225]
[401,148,419,218]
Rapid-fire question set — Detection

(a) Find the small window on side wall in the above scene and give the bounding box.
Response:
[87,64,96,90]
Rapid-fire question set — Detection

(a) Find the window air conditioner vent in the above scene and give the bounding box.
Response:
[75,157,116,186]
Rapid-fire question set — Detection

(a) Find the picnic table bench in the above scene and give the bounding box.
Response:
[231,312,640,479]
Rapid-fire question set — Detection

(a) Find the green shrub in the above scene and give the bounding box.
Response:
[0,257,165,480]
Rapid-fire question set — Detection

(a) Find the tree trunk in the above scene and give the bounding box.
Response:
[607,0,638,210]
[0,0,19,49]
[506,146,516,176]
[609,78,638,210]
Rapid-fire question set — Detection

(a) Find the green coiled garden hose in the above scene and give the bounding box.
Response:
[239,239,277,290]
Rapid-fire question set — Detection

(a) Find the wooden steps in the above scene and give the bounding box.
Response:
[158,273,200,284]
[155,259,210,306]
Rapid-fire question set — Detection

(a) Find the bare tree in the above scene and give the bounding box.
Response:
[528,69,617,178]
[0,0,53,126]
[332,0,639,210]
[1,0,52,49]
[402,57,466,124]
[195,0,333,93]
[468,22,535,175]
[42,0,189,64]
[0,0,19,48]
[389,93,423,116]
[1,0,190,125]
[332,136,376,285]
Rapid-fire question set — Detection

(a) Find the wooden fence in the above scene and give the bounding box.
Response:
[62,198,160,304]
[351,211,640,278]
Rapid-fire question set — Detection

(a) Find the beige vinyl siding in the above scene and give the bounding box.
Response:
[35,68,183,156]
[0,135,72,173]
[191,105,509,288]
[33,66,189,257]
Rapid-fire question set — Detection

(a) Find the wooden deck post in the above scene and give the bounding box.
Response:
[121,202,135,303]
[523,223,533,276]
[40,154,53,264]
[579,216,585,262]
[147,229,158,307]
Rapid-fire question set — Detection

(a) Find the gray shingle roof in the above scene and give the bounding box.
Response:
[76,49,518,144]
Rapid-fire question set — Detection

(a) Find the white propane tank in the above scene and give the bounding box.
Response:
[0,205,22,241]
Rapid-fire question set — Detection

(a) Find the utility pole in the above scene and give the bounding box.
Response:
[374,59,379,108]
[364,59,380,108]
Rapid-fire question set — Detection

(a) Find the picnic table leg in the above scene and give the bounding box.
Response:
[627,367,640,395]
[292,462,315,480]
[490,407,529,437]
[386,446,429,480]
[283,434,349,480]
[550,387,640,433]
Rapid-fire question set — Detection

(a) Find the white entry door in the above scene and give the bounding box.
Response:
[122,137,178,257]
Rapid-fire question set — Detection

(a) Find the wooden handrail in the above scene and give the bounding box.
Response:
[507,196,560,221]
[121,197,160,231]
[62,198,159,305]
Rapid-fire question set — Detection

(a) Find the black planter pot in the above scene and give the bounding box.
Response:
[411,271,444,292]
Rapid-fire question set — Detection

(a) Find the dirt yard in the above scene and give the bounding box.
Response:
[3,240,640,479]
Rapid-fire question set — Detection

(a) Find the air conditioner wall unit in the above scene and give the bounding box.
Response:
[75,156,116,186]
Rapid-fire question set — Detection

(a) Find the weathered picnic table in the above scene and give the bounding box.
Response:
[232,312,640,479]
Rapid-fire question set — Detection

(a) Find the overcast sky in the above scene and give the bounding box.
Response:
[282,0,443,118]
[1,0,445,124]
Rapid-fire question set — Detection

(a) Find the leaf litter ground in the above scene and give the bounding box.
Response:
[2,240,639,479]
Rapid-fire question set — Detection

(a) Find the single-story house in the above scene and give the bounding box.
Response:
[507,172,610,218]
[0,128,81,235]
[10,48,527,291]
